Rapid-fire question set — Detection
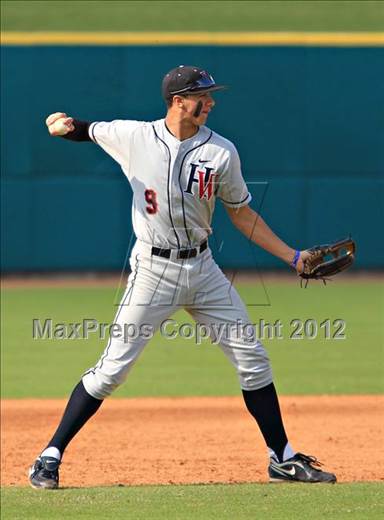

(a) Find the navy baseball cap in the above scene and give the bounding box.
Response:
[162,65,226,101]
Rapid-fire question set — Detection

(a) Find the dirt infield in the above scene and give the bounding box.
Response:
[2,395,383,487]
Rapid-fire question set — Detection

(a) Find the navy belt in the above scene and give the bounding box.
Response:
[151,240,208,260]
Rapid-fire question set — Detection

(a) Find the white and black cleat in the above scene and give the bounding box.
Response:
[29,456,60,489]
[268,452,336,483]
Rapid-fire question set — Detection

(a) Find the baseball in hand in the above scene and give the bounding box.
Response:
[46,112,74,136]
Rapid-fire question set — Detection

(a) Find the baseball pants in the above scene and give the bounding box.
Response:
[82,240,273,399]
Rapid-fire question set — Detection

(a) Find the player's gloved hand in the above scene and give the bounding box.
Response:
[46,112,75,136]
[300,238,356,283]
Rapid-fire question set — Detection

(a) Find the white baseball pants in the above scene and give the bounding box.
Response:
[83,240,273,399]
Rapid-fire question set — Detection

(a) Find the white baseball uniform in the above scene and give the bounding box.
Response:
[82,118,273,399]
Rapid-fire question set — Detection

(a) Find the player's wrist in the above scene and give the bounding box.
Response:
[282,248,296,265]
[290,250,301,268]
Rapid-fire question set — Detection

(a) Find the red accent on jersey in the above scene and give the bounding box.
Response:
[198,170,217,200]
[145,189,158,214]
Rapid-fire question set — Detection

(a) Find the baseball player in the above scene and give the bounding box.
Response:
[29,65,336,488]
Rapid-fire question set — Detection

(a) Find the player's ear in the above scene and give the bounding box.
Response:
[173,95,186,109]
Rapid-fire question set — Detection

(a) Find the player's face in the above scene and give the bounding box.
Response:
[183,92,215,124]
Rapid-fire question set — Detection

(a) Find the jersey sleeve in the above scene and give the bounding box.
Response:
[88,119,143,166]
[217,144,252,208]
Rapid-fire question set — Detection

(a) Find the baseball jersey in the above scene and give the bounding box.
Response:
[88,119,251,249]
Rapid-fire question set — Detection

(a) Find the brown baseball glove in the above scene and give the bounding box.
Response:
[301,237,356,286]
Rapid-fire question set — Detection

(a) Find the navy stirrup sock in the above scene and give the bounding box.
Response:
[47,380,103,455]
[242,382,288,462]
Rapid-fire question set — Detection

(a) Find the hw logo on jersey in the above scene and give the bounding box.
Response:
[184,163,217,200]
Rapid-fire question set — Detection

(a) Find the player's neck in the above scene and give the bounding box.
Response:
[165,113,199,142]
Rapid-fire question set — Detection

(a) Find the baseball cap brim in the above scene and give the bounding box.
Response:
[189,84,227,94]
[168,84,227,98]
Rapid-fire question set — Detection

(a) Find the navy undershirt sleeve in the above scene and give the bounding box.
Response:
[61,120,91,142]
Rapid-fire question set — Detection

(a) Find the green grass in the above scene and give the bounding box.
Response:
[1,280,383,398]
[1,483,383,520]
[2,0,384,32]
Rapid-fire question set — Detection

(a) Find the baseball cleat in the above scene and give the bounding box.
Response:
[28,456,60,489]
[268,452,336,483]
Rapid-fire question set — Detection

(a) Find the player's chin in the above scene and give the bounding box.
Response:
[197,112,209,124]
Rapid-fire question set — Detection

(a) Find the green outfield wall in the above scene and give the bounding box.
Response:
[1,45,383,270]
